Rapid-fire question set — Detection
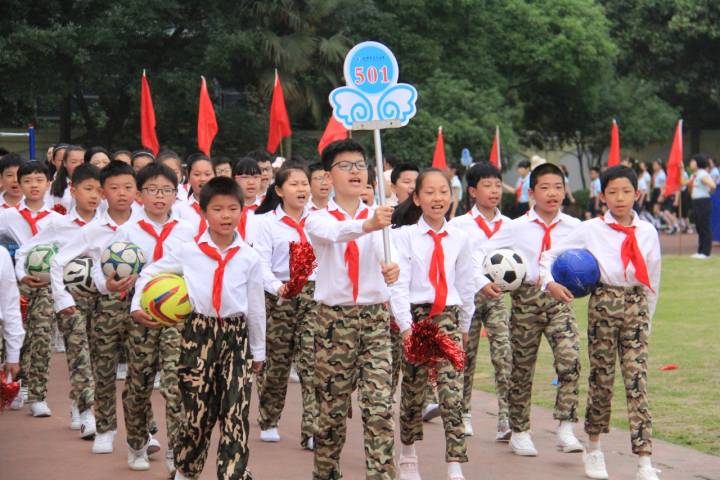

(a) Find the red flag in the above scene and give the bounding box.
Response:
[318,116,349,155]
[608,119,621,167]
[663,119,683,196]
[140,70,160,155]
[197,76,218,156]
[489,126,501,169]
[267,70,292,154]
[432,127,447,170]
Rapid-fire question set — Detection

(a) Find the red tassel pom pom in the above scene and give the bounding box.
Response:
[281,241,317,299]
[0,371,20,412]
[20,296,28,323]
[403,319,465,371]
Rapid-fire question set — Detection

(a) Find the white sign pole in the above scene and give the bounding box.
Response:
[372,128,391,262]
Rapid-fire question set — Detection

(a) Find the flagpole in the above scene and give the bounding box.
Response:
[496,125,501,168]
[373,128,391,263]
[677,119,683,255]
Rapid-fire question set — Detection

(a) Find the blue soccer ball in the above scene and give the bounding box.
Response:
[551,249,601,298]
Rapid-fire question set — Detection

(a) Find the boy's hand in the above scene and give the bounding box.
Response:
[252,361,264,374]
[58,306,76,317]
[480,283,503,299]
[4,362,20,378]
[401,329,412,341]
[21,275,48,288]
[107,275,137,293]
[131,309,161,329]
[381,262,400,285]
[277,284,287,298]
[547,282,574,303]
[363,205,393,232]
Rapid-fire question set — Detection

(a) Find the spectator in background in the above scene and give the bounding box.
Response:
[447,163,464,219]
[586,167,601,219]
[382,153,399,200]
[560,165,576,208]
[689,154,717,258]
[708,157,720,184]
[505,159,531,218]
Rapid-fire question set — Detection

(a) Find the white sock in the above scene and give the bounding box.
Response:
[401,443,416,458]
[588,440,601,452]
[638,456,652,469]
[447,462,463,477]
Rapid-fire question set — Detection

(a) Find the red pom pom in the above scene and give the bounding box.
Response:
[52,204,67,215]
[0,371,20,412]
[282,241,317,299]
[403,319,465,371]
[20,296,28,323]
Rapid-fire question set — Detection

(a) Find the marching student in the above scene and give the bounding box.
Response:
[254,163,318,449]
[307,162,332,211]
[51,160,140,454]
[0,245,24,382]
[483,163,584,457]
[304,139,399,480]
[22,164,101,436]
[448,162,513,440]
[85,146,112,170]
[212,156,235,178]
[233,157,263,244]
[177,153,215,238]
[0,161,62,416]
[389,163,420,207]
[541,165,662,480]
[257,155,274,199]
[131,149,156,173]
[106,163,195,473]
[48,145,86,213]
[389,168,477,480]
[131,176,266,480]
[0,153,24,208]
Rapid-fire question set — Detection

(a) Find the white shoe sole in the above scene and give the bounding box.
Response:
[558,442,585,453]
[92,445,113,454]
[71,421,81,430]
[260,435,280,443]
[128,462,150,471]
[31,410,52,417]
[585,471,609,480]
[495,429,512,442]
[511,445,538,456]
[422,406,441,422]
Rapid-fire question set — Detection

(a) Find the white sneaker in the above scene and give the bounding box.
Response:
[557,422,584,453]
[153,371,161,389]
[398,454,422,480]
[70,401,81,430]
[305,437,314,451]
[496,417,512,442]
[260,427,280,442]
[79,409,97,439]
[422,403,441,422]
[691,253,709,259]
[462,413,473,437]
[10,384,25,410]
[147,434,161,455]
[583,450,609,479]
[30,400,52,417]
[510,431,538,456]
[174,470,193,480]
[92,430,116,454]
[127,443,150,471]
[165,450,175,473]
[116,363,127,380]
[636,466,661,480]
[288,365,300,383]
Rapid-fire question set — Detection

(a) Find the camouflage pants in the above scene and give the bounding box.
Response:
[258,282,318,447]
[400,305,467,463]
[586,285,653,455]
[463,292,511,420]
[55,295,95,412]
[90,292,131,433]
[123,320,182,451]
[175,314,253,480]
[23,286,54,402]
[313,303,395,480]
[509,285,580,432]
[390,320,402,399]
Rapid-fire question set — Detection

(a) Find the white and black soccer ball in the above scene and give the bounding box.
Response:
[482,248,526,291]
[64,256,97,297]
[100,242,146,280]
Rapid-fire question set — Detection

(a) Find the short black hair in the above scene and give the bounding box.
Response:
[186,152,212,174]
[245,149,272,164]
[308,162,325,176]
[692,154,709,170]
[465,162,501,188]
[112,149,132,160]
[0,153,25,174]
[100,160,136,186]
[18,161,51,181]
[391,163,420,185]
[385,153,399,169]
[212,156,234,168]
[320,139,365,171]
[517,160,531,169]
[199,176,243,211]
[366,163,376,187]
[84,146,110,164]
[600,165,638,192]
[233,157,261,176]
[590,166,601,174]
[136,162,178,190]
[71,163,101,186]
[529,163,565,189]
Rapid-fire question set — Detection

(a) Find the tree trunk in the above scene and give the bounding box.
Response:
[59,94,72,142]
[576,141,587,188]
[689,122,701,155]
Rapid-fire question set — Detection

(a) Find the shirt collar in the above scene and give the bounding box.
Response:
[18,198,50,214]
[327,198,368,219]
[139,208,178,228]
[196,230,242,253]
[603,210,640,227]
[69,207,99,224]
[526,207,562,226]
[417,215,448,235]
[471,205,502,223]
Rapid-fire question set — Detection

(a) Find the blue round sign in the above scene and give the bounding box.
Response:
[345,42,398,96]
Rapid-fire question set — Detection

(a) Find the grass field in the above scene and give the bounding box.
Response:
[471,255,720,456]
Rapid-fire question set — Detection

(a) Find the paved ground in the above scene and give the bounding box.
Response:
[658,232,720,255]
[1,352,718,479]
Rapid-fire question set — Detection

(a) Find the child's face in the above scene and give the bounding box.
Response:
[202,194,242,238]
[392,170,418,204]
[160,158,184,184]
[138,175,176,220]
[115,152,132,165]
[102,174,137,212]
[529,173,564,216]
[469,177,502,210]
[89,152,110,169]
[188,160,215,198]
[590,170,599,180]
[517,166,529,177]
[132,155,154,173]
[1,166,21,199]
[214,163,232,178]
[234,172,261,202]
[328,151,368,198]
[71,178,101,213]
[360,184,375,206]
[258,161,273,191]
[310,170,332,200]
[65,150,85,178]
[414,172,451,224]
[52,149,66,170]
[19,172,49,202]
[599,177,639,220]
[689,160,698,172]
[277,170,310,212]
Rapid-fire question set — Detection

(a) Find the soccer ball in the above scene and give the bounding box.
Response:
[25,244,59,281]
[140,273,192,326]
[482,248,526,291]
[63,256,97,297]
[101,242,146,280]
[551,249,601,298]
